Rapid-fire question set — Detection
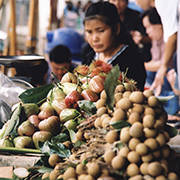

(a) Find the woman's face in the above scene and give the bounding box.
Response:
[143,16,163,41]
[84,19,114,53]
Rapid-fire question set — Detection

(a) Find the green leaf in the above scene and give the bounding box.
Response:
[73,140,85,148]
[19,84,54,104]
[110,120,131,131]
[37,166,52,173]
[68,129,76,142]
[165,124,178,138]
[51,133,69,144]
[40,141,71,158]
[77,100,96,115]
[2,104,22,139]
[104,65,120,110]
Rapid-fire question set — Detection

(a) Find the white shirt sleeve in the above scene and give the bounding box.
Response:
[155,0,179,42]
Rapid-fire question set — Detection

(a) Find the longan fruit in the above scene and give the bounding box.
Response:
[118,146,129,157]
[113,108,125,121]
[144,128,157,138]
[156,133,166,147]
[144,107,155,116]
[129,175,143,180]
[126,163,139,177]
[96,99,106,109]
[148,96,159,107]
[143,89,154,98]
[76,164,86,175]
[84,175,95,180]
[128,112,141,125]
[148,162,162,177]
[49,170,61,180]
[100,90,107,99]
[105,130,118,144]
[87,162,100,177]
[115,84,125,93]
[129,122,144,138]
[94,117,102,128]
[97,107,107,117]
[102,116,111,128]
[128,138,140,150]
[132,104,144,114]
[42,172,50,179]
[154,119,165,129]
[78,174,88,180]
[140,162,148,175]
[120,127,131,143]
[144,138,158,151]
[127,151,140,163]
[141,153,153,163]
[155,175,167,180]
[143,175,154,180]
[153,150,161,159]
[104,149,115,164]
[76,130,83,141]
[168,172,179,180]
[114,92,123,103]
[161,145,171,158]
[48,154,61,167]
[111,155,125,169]
[123,91,132,98]
[136,143,148,155]
[63,167,76,180]
[143,114,155,128]
[116,98,132,110]
[129,91,144,104]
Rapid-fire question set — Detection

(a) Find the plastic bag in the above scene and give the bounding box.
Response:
[0,74,31,107]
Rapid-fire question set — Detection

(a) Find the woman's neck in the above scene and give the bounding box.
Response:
[98,44,124,62]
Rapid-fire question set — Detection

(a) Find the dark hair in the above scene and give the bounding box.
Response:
[49,44,72,64]
[84,1,134,46]
[141,7,162,25]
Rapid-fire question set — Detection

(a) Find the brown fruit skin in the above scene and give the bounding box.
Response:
[32,131,52,149]
[38,116,60,135]
[168,172,179,180]
[129,122,144,138]
[49,170,61,180]
[76,164,86,175]
[105,130,118,144]
[42,172,50,179]
[63,167,76,180]
[18,120,36,136]
[127,151,140,163]
[111,155,125,170]
[104,149,115,164]
[148,96,159,107]
[148,162,162,177]
[127,163,139,177]
[116,98,132,110]
[129,91,144,104]
[48,154,61,167]
[87,162,100,177]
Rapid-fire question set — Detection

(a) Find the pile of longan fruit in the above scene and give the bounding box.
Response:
[97,85,179,180]
[42,84,179,180]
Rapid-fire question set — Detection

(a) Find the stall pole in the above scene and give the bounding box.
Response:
[26,0,38,54]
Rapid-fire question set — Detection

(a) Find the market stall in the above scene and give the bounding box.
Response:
[0,61,179,179]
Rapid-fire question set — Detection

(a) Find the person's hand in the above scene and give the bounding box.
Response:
[150,65,167,96]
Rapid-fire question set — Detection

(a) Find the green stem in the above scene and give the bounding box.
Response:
[0,147,42,154]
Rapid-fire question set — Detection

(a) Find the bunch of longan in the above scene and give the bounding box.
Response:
[100,86,179,180]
